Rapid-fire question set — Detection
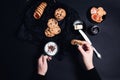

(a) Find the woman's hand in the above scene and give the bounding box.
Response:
[38,55,52,76]
[78,41,94,70]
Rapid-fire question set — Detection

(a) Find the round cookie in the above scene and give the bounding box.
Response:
[54,8,66,21]
[45,28,55,37]
[49,26,61,35]
[47,18,58,28]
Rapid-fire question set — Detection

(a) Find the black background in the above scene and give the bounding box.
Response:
[1,0,120,80]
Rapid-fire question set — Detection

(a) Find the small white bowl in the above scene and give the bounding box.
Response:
[44,41,58,56]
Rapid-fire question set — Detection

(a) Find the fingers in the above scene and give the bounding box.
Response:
[39,55,52,64]
[78,45,85,55]
[48,56,52,61]
[43,55,48,64]
[43,55,52,61]
[78,41,92,54]
[82,42,93,53]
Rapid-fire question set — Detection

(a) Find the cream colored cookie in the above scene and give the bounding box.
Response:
[54,8,66,21]
[71,39,83,45]
[49,26,61,35]
[47,18,58,28]
[45,28,55,37]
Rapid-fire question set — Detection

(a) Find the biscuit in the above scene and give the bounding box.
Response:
[54,8,66,21]
[33,2,47,19]
[49,26,61,35]
[47,18,58,28]
[55,26,61,34]
[71,39,83,45]
[45,28,55,37]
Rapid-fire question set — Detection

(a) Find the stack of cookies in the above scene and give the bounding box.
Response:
[33,2,47,19]
[45,18,61,37]
[45,8,66,37]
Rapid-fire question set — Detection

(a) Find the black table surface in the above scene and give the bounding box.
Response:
[1,0,120,80]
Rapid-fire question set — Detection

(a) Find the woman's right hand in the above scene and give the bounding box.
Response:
[77,41,94,70]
